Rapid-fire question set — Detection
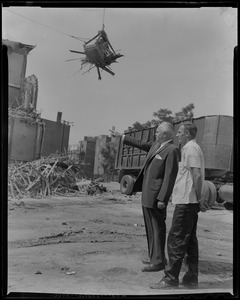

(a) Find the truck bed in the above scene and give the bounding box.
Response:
[115,115,233,175]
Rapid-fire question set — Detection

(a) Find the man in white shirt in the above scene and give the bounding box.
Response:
[150,122,209,289]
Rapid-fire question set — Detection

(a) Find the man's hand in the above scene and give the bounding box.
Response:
[157,201,165,209]
[109,129,122,138]
[198,197,210,212]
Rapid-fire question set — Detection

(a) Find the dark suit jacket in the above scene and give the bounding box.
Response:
[124,135,180,209]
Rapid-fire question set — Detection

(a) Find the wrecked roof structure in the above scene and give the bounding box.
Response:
[2,39,35,53]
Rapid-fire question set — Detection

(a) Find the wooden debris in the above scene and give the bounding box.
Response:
[8,154,108,199]
[8,154,87,199]
[87,181,107,195]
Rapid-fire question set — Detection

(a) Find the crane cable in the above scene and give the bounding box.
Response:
[102,8,106,30]
[3,8,89,42]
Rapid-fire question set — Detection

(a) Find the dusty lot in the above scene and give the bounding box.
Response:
[7,182,233,296]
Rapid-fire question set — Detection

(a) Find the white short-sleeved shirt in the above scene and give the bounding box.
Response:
[172,139,205,204]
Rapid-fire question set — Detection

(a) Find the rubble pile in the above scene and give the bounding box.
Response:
[8,154,109,199]
[8,154,87,199]
[86,181,107,195]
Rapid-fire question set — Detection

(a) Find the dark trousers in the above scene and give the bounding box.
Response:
[165,204,200,281]
[142,206,167,266]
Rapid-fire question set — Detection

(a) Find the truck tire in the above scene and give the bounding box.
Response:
[216,191,225,204]
[219,184,233,210]
[218,184,233,204]
[120,175,135,195]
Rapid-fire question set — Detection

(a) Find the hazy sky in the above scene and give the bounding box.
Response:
[2,6,237,145]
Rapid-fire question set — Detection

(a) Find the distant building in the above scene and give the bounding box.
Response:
[68,144,80,161]
[68,127,118,181]
[69,133,117,180]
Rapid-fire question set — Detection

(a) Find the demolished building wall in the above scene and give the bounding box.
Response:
[8,110,44,161]
[4,39,44,162]
[2,39,35,108]
[79,139,96,179]
[21,74,38,110]
[41,112,70,157]
[4,39,71,161]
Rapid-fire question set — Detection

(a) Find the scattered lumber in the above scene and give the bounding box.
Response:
[86,181,107,195]
[8,154,108,199]
[8,154,88,199]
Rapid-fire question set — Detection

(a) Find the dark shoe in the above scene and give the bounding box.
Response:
[150,276,179,289]
[142,258,151,265]
[141,264,165,272]
[181,278,198,288]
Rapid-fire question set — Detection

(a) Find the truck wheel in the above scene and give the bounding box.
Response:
[120,175,135,195]
[216,191,225,204]
[218,184,233,204]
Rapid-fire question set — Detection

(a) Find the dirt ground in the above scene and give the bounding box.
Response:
[7,182,233,297]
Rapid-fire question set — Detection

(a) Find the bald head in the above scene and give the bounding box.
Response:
[155,122,174,143]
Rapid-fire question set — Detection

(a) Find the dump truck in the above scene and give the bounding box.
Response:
[114,115,233,209]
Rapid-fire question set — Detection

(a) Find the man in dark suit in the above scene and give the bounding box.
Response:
[111,122,180,272]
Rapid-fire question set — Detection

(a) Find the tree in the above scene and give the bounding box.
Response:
[128,103,195,130]
[174,103,195,122]
[152,108,175,123]
[129,121,146,131]
[129,120,152,131]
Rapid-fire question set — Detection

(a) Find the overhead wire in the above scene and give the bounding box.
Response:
[4,8,89,42]
[4,8,108,41]
[102,8,106,29]
[5,7,120,80]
